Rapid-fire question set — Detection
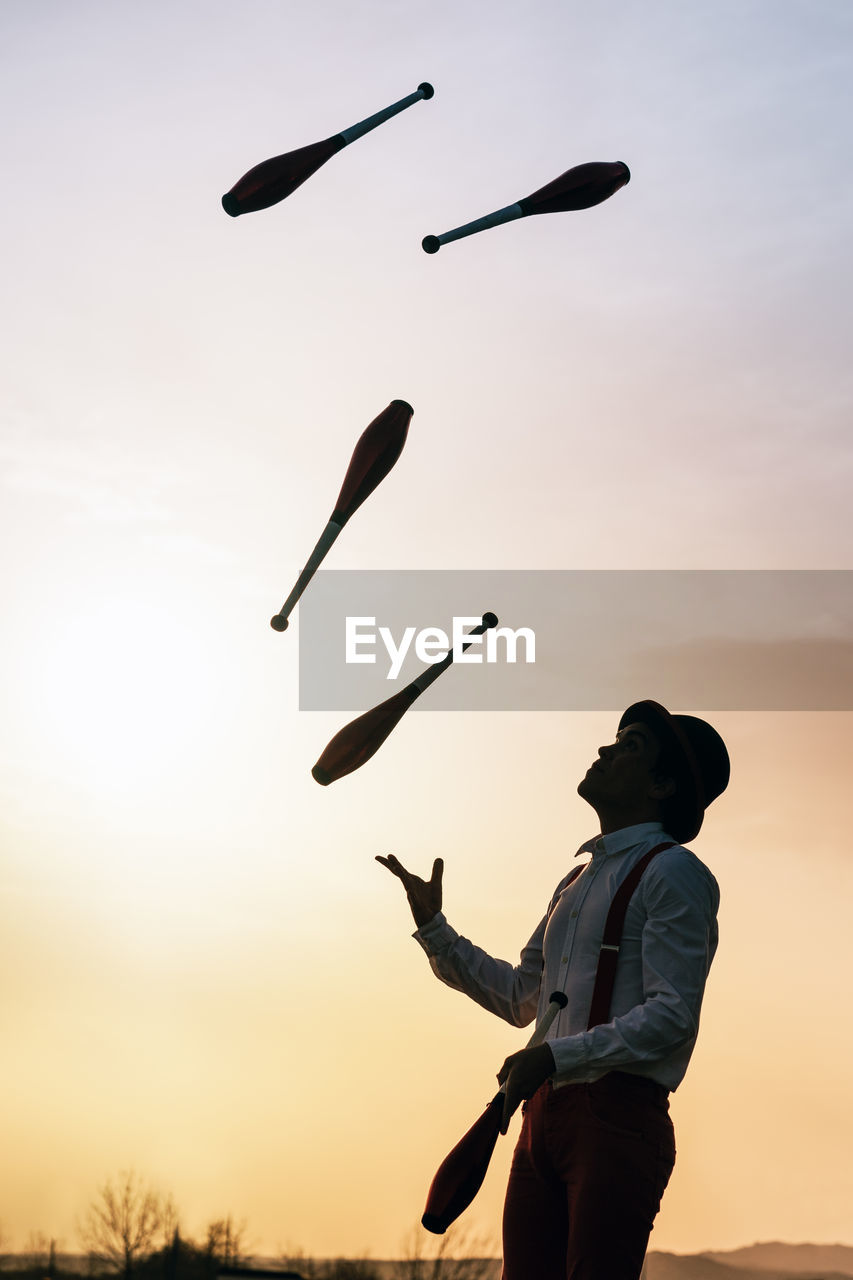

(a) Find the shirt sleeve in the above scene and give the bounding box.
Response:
[413,910,547,1029]
[548,851,720,1080]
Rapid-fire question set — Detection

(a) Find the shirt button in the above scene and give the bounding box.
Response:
[561,956,568,964]
[570,911,578,918]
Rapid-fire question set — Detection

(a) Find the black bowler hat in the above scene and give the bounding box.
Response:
[618,699,730,843]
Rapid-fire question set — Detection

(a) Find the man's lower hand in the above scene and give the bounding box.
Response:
[498,1042,556,1135]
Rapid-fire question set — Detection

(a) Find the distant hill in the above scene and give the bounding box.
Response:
[699,1243,853,1276]
[645,1251,852,1280]
[645,1253,760,1279]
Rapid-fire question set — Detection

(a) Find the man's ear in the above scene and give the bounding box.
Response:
[650,773,676,802]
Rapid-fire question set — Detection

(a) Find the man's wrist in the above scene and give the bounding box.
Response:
[412,911,452,956]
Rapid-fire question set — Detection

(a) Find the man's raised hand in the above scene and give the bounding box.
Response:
[376,854,443,929]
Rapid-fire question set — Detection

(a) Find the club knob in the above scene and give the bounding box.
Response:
[422,235,440,254]
[221,193,241,217]
[312,764,332,786]
[482,612,499,629]
[418,82,435,99]
[548,991,569,1008]
[270,615,289,632]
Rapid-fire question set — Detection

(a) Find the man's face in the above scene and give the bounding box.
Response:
[577,721,672,814]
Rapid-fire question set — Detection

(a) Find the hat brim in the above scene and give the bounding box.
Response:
[618,699,706,843]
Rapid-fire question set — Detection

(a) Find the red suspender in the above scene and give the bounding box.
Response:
[586,842,676,1031]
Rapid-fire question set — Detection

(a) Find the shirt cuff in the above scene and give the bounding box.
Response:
[413,911,456,955]
[548,1032,589,1079]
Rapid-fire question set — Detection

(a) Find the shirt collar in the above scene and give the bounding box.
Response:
[574,820,666,859]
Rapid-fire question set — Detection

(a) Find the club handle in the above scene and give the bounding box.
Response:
[408,612,498,695]
[270,519,342,631]
[497,991,568,1096]
[339,82,434,146]
[422,203,524,253]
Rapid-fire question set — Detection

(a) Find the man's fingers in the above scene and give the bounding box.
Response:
[376,854,409,883]
[500,1084,519,1136]
[430,857,444,888]
[500,1057,529,1134]
[498,1051,521,1084]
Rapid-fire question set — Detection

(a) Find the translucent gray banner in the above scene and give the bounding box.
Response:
[297,570,853,711]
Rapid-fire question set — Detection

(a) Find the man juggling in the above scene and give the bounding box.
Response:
[378,699,730,1280]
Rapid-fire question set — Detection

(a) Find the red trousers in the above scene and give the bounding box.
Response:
[502,1073,676,1280]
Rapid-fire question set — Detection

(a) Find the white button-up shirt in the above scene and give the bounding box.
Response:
[414,821,719,1092]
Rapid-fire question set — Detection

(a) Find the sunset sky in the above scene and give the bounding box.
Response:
[2,0,852,1263]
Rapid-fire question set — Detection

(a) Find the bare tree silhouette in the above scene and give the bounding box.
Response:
[275,1245,318,1279]
[393,1223,498,1280]
[21,1234,58,1278]
[78,1170,171,1278]
[204,1218,248,1270]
